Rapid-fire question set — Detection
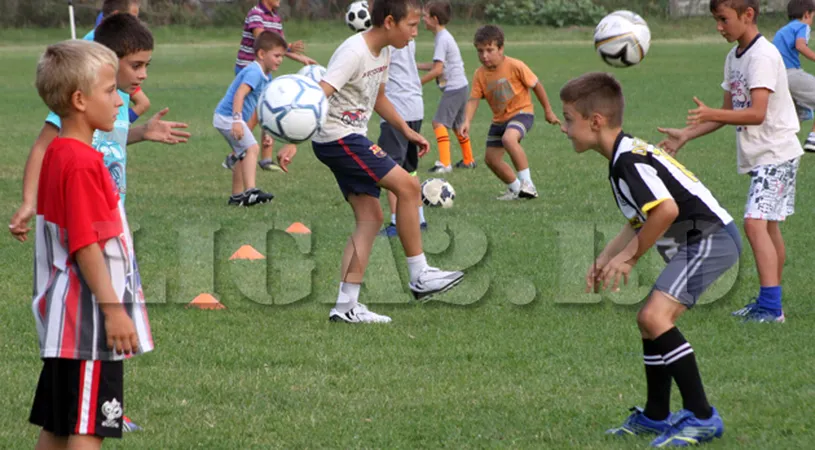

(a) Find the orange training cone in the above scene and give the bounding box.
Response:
[286,222,311,234]
[187,293,226,310]
[229,245,265,260]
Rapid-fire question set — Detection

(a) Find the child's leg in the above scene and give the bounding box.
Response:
[501,129,530,174]
[379,166,422,257]
[240,144,260,191]
[767,221,785,282]
[260,138,275,165]
[432,122,452,168]
[342,194,384,285]
[484,146,517,184]
[744,218,780,286]
[454,130,475,165]
[67,435,103,450]
[232,159,245,196]
[35,430,68,450]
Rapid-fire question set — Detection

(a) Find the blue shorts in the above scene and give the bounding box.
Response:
[312,134,397,199]
[486,113,535,148]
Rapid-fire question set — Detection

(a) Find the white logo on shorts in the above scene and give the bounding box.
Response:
[101,398,123,428]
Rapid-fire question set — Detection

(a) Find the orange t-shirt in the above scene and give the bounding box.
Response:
[470,56,538,124]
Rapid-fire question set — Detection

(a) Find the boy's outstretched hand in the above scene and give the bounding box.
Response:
[8,203,35,242]
[545,109,561,125]
[277,144,297,173]
[144,108,191,144]
[290,40,306,54]
[656,127,689,156]
[408,130,430,157]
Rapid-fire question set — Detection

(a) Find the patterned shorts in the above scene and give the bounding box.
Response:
[744,157,800,221]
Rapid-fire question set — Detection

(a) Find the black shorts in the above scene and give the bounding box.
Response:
[30,358,124,439]
[312,134,398,199]
[378,120,422,173]
[486,113,535,148]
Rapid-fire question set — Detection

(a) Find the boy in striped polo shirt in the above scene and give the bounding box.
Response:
[29,39,153,448]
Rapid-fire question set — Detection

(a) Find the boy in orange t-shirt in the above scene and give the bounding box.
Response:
[460,24,561,200]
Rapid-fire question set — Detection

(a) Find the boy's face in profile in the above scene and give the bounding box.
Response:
[118,50,152,95]
[264,0,281,9]
[386,9,421,49]
[422,10,438,30]
[259,46,286,73]
[128,3,140,17]
[560,103,595,153]
[85,63,125,132]
[802,11,814,26]
[475,41,503,69]
[711,4,753,43]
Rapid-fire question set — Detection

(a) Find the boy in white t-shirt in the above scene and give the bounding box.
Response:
[658,0,803,323]
[278,0,464,323]
[418,1,475,172]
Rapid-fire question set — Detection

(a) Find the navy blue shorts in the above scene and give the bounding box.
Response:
[486,113,535,148]
[312,134,398,199]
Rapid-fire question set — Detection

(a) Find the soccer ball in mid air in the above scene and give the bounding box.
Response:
[421,178,455,208]
[297,64,327,83]
[594,10,651,67]
[346,1,372,33]
[258,75,327,144]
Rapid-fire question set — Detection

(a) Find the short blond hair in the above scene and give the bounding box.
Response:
[36,40,119,118]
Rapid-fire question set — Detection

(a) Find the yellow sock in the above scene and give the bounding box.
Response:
[434,126,451,167]
[455,131,474,165]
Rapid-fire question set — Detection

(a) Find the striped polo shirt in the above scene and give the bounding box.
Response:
[235,2,284,72]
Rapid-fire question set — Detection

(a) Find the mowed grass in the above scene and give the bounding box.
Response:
[1,25,815,449]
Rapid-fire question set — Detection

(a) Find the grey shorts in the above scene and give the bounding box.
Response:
[487,113,535,148]
[378,120,422,173]
[653,222,742,308]
[433,86,468,129]
[787,68,815,110]
[213,113,257,157]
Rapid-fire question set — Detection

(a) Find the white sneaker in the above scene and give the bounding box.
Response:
[518,180,538,199]
[329,303,392,323]
[409,267,464,301]
[496,189,519,201]
[805,134,815,152]
[428,161,452,173]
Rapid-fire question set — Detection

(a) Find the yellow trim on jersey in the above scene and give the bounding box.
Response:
[642,198,669,214]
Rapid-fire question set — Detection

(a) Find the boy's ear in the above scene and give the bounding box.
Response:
[589,112,605,131]
[383,14,395,29]
[71,90,87,113]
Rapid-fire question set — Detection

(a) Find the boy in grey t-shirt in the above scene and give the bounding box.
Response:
[419,1,475,172]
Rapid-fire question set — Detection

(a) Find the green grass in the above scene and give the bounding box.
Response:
[2,25,815,449]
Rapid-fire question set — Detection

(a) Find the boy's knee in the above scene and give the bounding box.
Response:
[501,133,520,149]
[636,305,662,337]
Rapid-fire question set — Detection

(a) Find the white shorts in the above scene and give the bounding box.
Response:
[213,113,257,157]
[744,157,800,221]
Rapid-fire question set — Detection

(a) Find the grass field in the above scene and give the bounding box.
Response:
[1,20,815,449]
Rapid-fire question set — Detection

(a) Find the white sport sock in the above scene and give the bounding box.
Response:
[418,206,426,224]
[334,282,360,313]
[390,213,397,226]
[508,179,521,193]
[517,168,532,183]
[406,253,428,282]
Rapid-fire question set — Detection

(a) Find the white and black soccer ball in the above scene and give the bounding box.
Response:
[296,64,327,83]
[346,1,372,33]
[258,74,328,144]
[421,178,455,208]
[594,10,651,67]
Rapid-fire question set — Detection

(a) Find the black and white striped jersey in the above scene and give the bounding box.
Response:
[609,132,733,248]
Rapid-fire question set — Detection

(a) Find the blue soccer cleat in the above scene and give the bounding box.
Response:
[650,408,723,447]
[742,307,785,323]
[731,298,758,317]
[607,407,672,436]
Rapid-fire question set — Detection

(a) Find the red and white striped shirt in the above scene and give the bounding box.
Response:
[235,2,284,72]
[32,137,153,361]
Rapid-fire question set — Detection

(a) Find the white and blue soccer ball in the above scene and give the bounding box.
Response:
[421,178,455,208]
[258,74,328,144]
[594,10,651,67]
[346,1,372,33]
[296,64,327,83]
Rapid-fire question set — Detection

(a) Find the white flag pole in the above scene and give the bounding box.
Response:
[68,1,77,39]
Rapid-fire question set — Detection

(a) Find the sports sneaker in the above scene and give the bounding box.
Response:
[518,180,539,199]
[496,189,519,201]
[122,415,142,432]
[428,161,452,173]
[455,159,477,169]
[731,299,758,317]
[259,158,284,172]
[227,194,244,206]
[242,188,274,206]
[222,153,240,170]
[650,408,723,447]
[378,223,398,237]
[742,307,785,323]
[409,267,464,301]
[606,407,672,436]
[804,134,815,152]
[329,303,392,323]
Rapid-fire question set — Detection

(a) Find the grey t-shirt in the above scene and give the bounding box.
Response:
[383,41,424,122]
[433,28,468,90]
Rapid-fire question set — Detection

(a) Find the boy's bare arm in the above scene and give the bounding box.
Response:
[375,84,430,155]
[420,61,444,85]
[9,123,59,242]
[532,81,561,125]
[657,91,731,155]
[75,243,138,355]
[687,89,769,126]
[127,108,190,145]
[130,90,151,116]
[795,38,815,63]
[417,62,434,71]
[458,98,480,139]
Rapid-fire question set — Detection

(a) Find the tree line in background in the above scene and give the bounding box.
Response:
[2,0,742,29]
